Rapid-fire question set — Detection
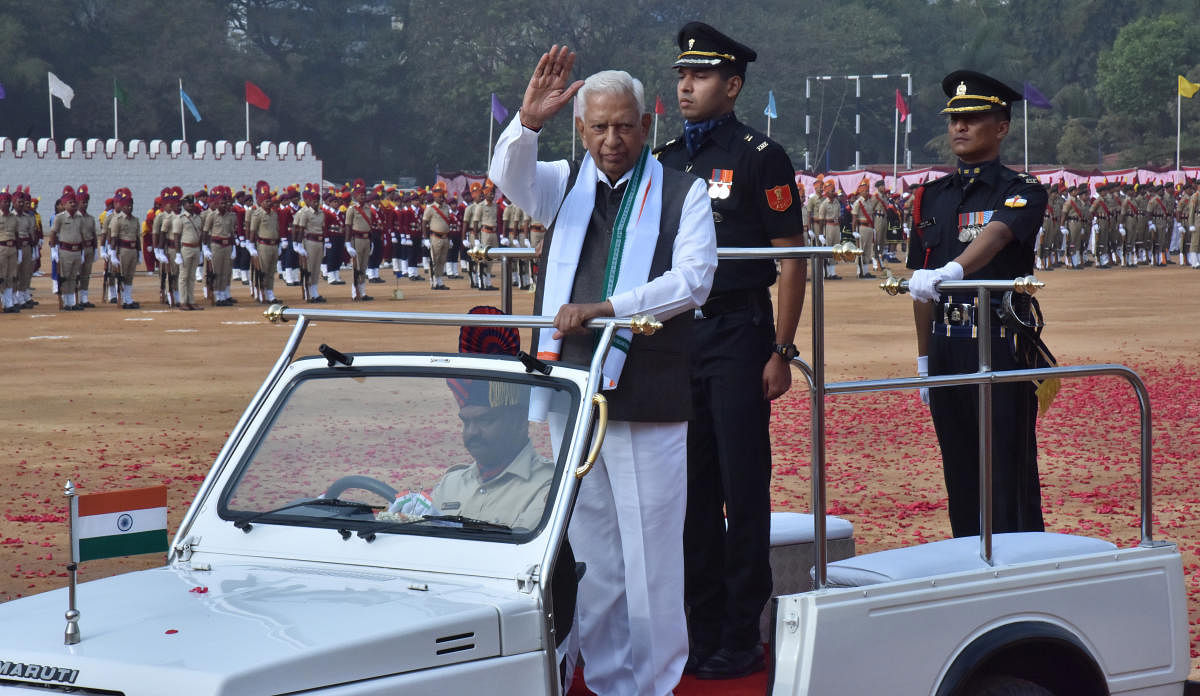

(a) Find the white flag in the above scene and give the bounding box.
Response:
[48,72,74,109]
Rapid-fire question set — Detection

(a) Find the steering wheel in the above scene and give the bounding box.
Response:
[323,475,398,504]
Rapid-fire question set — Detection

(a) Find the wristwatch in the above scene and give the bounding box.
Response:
[772,343,799,360]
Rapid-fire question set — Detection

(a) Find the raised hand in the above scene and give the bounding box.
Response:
[520,45,585,131]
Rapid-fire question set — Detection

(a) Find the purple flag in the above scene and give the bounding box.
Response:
[1023,81,1052,110]
[0,82,6,99]
[490,93,509,124]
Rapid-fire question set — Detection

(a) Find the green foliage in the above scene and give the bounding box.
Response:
[1,0,1198,180]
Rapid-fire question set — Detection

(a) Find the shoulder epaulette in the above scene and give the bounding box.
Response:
[651,138,678,156]
[1018,172,1039,185]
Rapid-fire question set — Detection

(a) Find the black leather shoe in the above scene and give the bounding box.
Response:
[695,645,765,680]
[683,648,716,675]
[368,277,385,283]
[82,302,96,308]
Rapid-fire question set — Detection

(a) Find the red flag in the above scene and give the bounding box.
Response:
[245,81,270,110]
[654,95,665,116]
[895,89,909,123]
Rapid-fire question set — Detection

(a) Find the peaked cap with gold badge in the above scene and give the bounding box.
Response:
[672,21,756,75]
[940,70,1023,116]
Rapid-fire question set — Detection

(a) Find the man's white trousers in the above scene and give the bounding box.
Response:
[557,419,688,696]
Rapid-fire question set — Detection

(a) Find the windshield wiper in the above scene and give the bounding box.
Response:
[232,497,382,532]
[372,513,513,533]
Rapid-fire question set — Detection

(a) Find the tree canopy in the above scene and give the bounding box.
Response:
[1,0,1198,182]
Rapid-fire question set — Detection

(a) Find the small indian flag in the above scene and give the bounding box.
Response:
[70,485,168,562]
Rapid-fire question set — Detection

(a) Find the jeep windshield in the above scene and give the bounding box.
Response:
[218,367,578,542]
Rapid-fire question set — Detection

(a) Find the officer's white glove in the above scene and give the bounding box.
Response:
[16,249,22,263]
[1060,226,1068,235]
[499,236,511,246]
[32,245,39,261]
[1118,224,1126,237]
[917,355,930,406]
[902,224,910,234]
[1191,226,1197,233]
[174,252,183,266]
[818,235,827,245]
[422,238,431,249]
[908,260,963,304]
[344,242,357,258]
[296,244,307,257]
[1148,221,1156,232]
[390,234,397,244]
[324,240,332,250]
[852,231,861,240]
[521,237,532,248]
[109,251,120,266]
[248,246,258,258]
[51,246,59,263]
[280,238,289,249]
[153,248,166,263]
[202,247,213,261]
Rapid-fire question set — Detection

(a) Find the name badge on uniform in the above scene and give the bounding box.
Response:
[958,210,993,243]
[708,169,733,199]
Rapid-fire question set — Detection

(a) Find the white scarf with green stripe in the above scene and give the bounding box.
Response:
[538,146,662,390]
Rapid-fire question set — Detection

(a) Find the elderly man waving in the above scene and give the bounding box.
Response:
[489,46,716,696]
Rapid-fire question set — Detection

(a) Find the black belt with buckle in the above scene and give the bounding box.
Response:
[939,301,976,326]
[695,288,767,319]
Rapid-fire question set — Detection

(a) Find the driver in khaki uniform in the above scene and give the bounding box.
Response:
[431,314,554,531]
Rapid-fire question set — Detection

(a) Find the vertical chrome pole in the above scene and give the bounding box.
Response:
[501,256,512,314]
[64,480,80,645]
[976,288,994,565]
[811,254,828,589]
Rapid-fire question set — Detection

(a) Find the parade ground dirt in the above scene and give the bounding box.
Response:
[2,261,1199,681]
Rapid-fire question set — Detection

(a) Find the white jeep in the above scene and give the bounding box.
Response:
[0,298,1191,696]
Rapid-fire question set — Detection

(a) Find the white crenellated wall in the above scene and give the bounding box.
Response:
[0,138,322,213]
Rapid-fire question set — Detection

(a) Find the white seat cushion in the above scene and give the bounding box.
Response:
[823,533,1117,587]
[769,511,854,546]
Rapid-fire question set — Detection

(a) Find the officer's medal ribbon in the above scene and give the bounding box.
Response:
[957,210,993,243]
[708,169,733,200]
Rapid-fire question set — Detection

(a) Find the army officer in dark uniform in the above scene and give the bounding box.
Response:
[656,21,807,680]
[906,70,1049,538]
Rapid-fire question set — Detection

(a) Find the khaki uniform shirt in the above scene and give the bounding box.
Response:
[502,203,527,239]
[0,211,17,243]
[106,211,140,245]
[204,210,238,242]
[292,206,325,239]
[345,203,373,233]
[174,210,203,246]
[52,212,84,245]
[818,197,841,238]
[16,212,35,244]
[423,202,453,235]
[250,207,279,241]
[430,442,554,530]
[78,212,97,246]
[475,201,499,230]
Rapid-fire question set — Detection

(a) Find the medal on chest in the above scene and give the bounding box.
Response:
[708,169,733,199]
[957,210,993,243]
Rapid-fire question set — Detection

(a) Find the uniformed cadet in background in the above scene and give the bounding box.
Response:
[1036,184,1058,271]
[173,194,206,310]
[474,183,501,291]
[203,186,239,306]
[14,187,38,309]
[105,188,141,309]
[818,180,843,279]
[850,179,876,278]
[343,179,375,301]
[248,188,281,303]
[1186,182,1200,268]
[50,186,86,310]
[75,185,99,308]
[1148,184,1171,266]
[1062,184,1087,268]
[501,197,532,288]
[422,181,453,290]
[803,174,824,244]
[872,180,894,266]
[292,183,329,303]
[656,21,807,681]
[0,188,19,313]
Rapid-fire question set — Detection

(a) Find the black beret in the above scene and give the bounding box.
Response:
[673,21,756,74]
[940,70,1022,115]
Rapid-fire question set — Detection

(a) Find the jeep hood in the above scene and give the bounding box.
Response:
[0,561,520,695]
